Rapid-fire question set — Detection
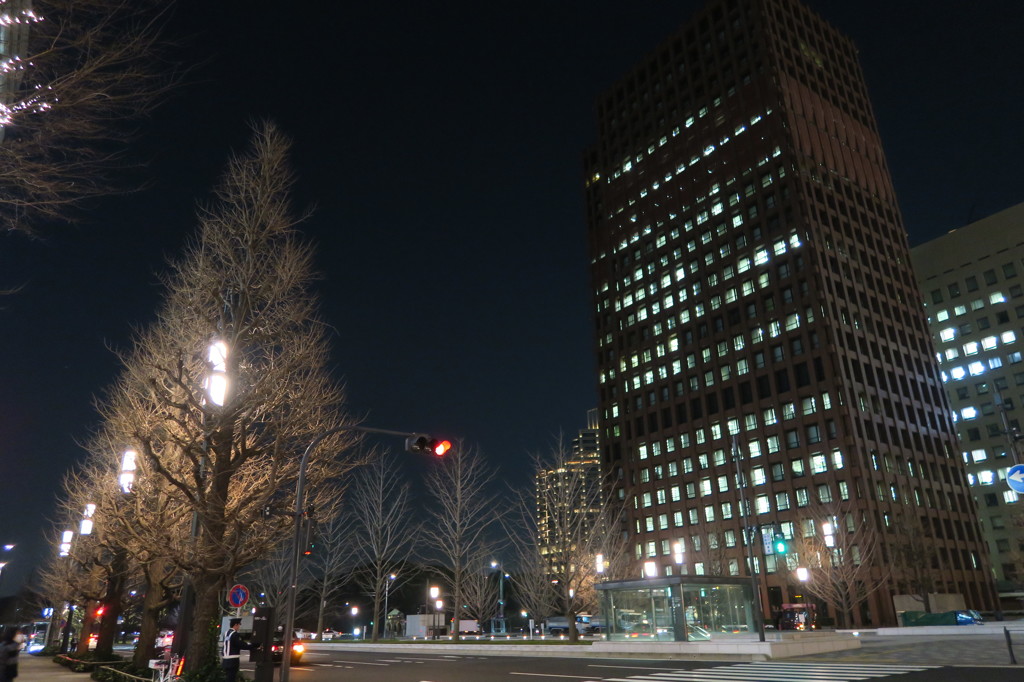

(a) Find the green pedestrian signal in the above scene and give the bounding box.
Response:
[773,534,788,555]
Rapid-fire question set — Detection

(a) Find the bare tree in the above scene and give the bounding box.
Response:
[94,122,360,672]
[888,513,941,613]
[421,443,501,641]
[459,547,500,631]
[510,439,630,641]
[0,0,173,234]
[507,536,557,633]
[793,503,891,629]
[343,452,418,641]
[306,506,358,638]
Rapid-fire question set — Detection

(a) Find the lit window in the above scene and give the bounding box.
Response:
[936,310,950,321]
[990,292,1006,304]
[972,449,987,462]
[961,406,978,419]
[954,305,967,316]
[969,361,986,376]
[1002,331,1017,344]
[979,470,996,485]
[939,328,956,342]
[1005,490,1019,504]
[982,336,998,350]
[963,342,980,355]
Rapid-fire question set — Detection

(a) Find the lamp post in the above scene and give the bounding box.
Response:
[429,586,440,640]
[490,561,506,634]
[280,426,446,682]
[435,599,444,639]
[383,574,396,639]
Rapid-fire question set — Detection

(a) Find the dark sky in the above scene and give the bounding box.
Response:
[1,0,1021,598]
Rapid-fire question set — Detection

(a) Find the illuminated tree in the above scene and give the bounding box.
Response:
[0,0,171,234]
[792,502,890,628]
[94,122,358,672]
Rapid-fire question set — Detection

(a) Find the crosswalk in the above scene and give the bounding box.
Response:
[599,661,938,682]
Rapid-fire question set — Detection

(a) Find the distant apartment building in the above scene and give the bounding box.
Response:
[584,0,996,626]
[911,203,1024,589]
[535,410,602,573]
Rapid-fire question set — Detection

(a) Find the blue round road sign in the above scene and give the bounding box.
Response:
[228,584,249,608]
[1007,464,1024,494]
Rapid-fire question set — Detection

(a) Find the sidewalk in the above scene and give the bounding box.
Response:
[17,654,88,682]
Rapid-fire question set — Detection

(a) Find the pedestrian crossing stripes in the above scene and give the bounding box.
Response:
[600,661,938,682]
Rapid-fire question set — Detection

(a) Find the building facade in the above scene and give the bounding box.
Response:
[535,410,603,574]
[584,0,996,626]
[911,203,1024,590]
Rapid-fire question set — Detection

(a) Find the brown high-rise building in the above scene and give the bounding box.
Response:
[584,0,996,626]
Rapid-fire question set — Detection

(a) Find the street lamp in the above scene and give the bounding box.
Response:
[350,606,359,638]
[383,574,396,639]
[119,450,137,494]
[490,561,507,634]
[435,599,444,639]
[429,586,440,640]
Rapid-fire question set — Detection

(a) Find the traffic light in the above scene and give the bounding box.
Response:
[773,534,788,555]
[405,434,452,457]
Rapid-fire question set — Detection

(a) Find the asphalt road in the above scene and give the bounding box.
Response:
[255,650,1021,682]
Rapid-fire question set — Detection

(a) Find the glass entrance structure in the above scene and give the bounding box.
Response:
[597,576,755,642]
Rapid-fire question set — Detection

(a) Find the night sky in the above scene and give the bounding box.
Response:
[1,0,1021,597]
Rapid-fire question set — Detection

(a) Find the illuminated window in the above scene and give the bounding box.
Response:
[961,406,978,420]
[1002,331,1017,344]
[991,292,1006,304]
[950,366,966,380]
[939,328,956,342]
[982,336,998,350]
[963,342,980,355]
[936,310,950,322]
[969,362,986,376]
[979,470,996,485]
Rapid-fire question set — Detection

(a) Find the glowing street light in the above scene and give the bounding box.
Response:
[58,530,73,556]
[206,340,229,406]
[119,450,137,493]
[79,503,96,535]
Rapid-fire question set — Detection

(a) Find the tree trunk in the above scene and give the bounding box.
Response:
[184,576,222,673]
[133,570,169,669]
[95,552,128,658]
[370,592,382,642]
[76,602,97,655]
[315,596,326,641]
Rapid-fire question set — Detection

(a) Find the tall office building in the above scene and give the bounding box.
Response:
[584,0,995,625]
[911,203,1024,592]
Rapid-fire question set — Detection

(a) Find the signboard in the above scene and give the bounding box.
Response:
[1007,464,1024,494]
[228,584,250,608]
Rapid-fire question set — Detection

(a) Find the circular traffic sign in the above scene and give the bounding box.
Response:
[228,584,249,608]
[1007,464,1024,494]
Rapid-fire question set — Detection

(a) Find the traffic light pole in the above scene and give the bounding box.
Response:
[280,425,441,682]
[732,436,766,643]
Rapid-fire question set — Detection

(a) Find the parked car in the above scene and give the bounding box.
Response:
[320,628,337,640]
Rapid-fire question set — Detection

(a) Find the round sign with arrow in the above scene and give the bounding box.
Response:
[228,584,249,608]
[1007,464,1024,494]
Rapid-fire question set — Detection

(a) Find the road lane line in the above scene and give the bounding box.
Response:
[329,659,389,666]
[509,673,601,679]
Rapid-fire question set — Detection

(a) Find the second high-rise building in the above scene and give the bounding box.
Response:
[584,0,995,626]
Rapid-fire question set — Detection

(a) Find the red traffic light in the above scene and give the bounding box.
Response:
[406,434,453,457]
